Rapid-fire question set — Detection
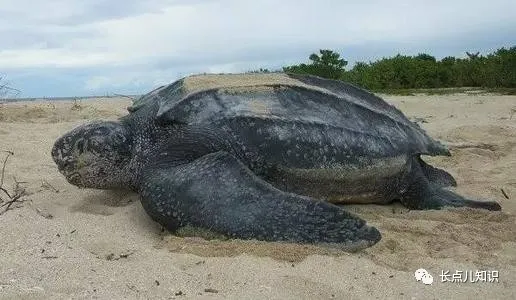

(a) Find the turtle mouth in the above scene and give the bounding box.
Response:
[55,159,78,176]
[65,172,83,186]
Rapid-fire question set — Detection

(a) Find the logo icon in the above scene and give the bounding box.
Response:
[414,268,434,285]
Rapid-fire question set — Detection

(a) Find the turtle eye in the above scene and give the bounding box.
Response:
[112,132,125,144]
[75,140,85,152]
[89,139,102,151]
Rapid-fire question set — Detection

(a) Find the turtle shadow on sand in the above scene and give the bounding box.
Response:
[69,189,138,216]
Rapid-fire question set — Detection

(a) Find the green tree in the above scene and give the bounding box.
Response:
[282,46,516,91]
[247,68,273,73]
[283,49,347,79]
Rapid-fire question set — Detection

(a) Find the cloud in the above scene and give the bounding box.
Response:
[0,0,515,97]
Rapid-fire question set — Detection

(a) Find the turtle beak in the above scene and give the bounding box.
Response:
[51,136,75,173]
[51,137,66,167]
[66,172,83,186]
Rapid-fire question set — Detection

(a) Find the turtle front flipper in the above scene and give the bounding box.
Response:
[139,151,381,251]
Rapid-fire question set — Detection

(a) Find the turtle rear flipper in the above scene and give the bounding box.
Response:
[139,151,381,251]
[400,157,501,211]
[417,156,457,187]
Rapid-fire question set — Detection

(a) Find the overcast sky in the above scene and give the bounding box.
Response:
[1,0,515,98]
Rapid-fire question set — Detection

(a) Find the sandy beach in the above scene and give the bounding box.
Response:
[0,94,515,299]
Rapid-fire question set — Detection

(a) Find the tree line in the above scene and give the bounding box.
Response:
[260,46,516,92]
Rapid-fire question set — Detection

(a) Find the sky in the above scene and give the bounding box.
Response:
[1,0,515,98]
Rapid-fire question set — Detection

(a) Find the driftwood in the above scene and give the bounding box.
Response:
[0,151,27,215]
[501,188,510,200]
[0,76,21,98]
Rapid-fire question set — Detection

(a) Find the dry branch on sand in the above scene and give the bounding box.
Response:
[71,98,83,111]
[0,76,21,99]
[0,150,28,215]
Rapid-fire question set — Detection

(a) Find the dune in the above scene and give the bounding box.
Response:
[0,94,514,299]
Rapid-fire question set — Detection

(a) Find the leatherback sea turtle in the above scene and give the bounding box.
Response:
[51,73,501,251]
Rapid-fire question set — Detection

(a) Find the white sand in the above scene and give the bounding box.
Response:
[0,94,515,299]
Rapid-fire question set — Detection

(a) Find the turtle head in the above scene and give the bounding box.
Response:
[51,120,132,189]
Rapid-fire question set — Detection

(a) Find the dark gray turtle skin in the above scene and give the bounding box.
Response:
[51,73,501,251]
